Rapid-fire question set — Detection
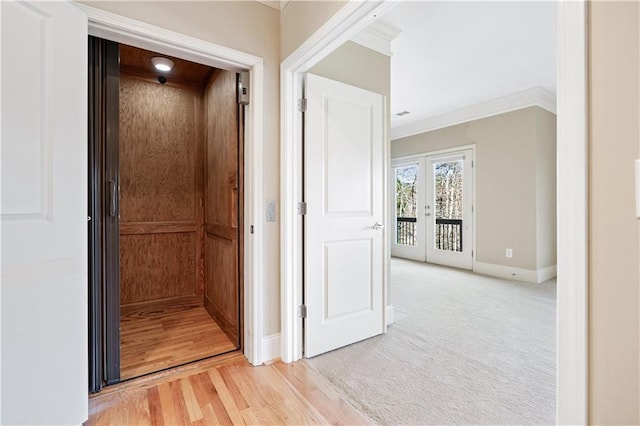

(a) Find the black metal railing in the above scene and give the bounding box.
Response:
[436,218,463,252]
[396,217,463,251]
[396,217,416,246]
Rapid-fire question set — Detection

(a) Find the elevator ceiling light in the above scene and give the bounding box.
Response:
[151,57,174,72]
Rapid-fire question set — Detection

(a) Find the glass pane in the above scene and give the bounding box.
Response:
[433,160,463,252]
[395,165,418,246]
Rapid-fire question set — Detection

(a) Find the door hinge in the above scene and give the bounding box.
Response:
[298,305,307,318]
[297,202,307,215]
[238,71,250,105]
[472,160,474,167]
[472,250,474,258]
[250,225,254,234]
[297,98,307,112]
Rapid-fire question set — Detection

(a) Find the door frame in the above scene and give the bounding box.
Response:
[79,4,265,366]
[391,145,477,270]
[281,1,588,424]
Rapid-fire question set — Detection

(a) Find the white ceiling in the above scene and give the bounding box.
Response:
[378,1,557,129]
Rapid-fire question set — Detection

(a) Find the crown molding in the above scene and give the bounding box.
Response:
[256,0,284,11]
[350,20,401,57]
[391,87,557,140]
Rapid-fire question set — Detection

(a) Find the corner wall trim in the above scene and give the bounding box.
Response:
[556,2,588,424]
[474,261,557,284]
[261,333,281,364]
[391,87,557,140]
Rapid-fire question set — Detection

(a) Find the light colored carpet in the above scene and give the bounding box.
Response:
[305,258,556,425]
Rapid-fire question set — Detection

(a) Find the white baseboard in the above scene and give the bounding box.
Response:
[474,261,557,284]
[261,333,281,364]
[537,264,557,283]
[262,306,393,363]
[386,305,394,326]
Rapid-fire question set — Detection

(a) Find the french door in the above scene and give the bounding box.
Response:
[392,149,474,270]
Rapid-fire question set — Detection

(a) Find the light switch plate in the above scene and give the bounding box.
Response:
[266,199,276,222]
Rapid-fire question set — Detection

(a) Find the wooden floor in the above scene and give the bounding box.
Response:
[89,354,371,425]
[121,296,237,380]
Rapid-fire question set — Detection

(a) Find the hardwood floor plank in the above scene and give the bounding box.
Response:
[157,383,180,426]
[206,368,246,425]
[239,407,262,426]
[195,403,219,426]
[146,387,164,426]
[88,356,371,426]
[223,364,267,409]
[88,389,151,426]
[217,366,250,410]
[187,374,211,419]
[274,361,372,425]
[196,372,233,425]
[168,380,191,425]
[261,366,327,425]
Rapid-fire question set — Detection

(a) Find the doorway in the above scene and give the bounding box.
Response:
[89,37,244,390]
[392,148,474,270]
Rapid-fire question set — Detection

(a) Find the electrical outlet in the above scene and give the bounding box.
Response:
[506,248,513,258]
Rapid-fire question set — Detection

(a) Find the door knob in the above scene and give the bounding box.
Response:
[372,222,384,230]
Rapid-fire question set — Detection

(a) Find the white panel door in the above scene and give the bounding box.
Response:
[1,2,88,424]
[425,150,474,270]
[304,73,385,358]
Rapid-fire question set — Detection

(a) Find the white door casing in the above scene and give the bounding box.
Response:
[425,150,473,270]
[1,1,88,424]
[304,73,385,358]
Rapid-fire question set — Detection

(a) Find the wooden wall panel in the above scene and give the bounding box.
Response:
[120,233,196,305]
[204,234,239,345]
[205,70,238,227]
[119,76,197,223]
[119,74,205,305]
[203,70,241,343]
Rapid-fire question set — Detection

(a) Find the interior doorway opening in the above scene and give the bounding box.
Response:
[89,37,244,390]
